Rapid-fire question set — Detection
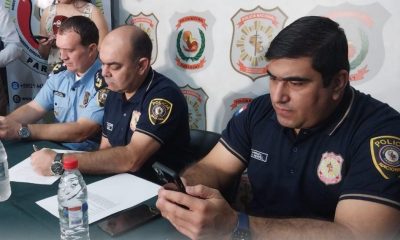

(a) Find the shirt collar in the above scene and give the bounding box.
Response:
[116,68,155,103]
[71,58,102,87]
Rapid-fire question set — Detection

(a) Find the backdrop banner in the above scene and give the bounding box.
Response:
[118,0,399,132]
[2,0,111,112]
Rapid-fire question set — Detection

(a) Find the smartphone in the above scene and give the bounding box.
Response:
[152,162,186,193]
[33,35,49,41]
[97,204,160,236]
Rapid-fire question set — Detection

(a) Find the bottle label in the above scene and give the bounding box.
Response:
[63,202,88,228]
[0,162,5,181]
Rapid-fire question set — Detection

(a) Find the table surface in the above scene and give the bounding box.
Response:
[0,140,187,240]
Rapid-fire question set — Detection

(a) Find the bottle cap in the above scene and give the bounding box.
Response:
[63,156,78,169]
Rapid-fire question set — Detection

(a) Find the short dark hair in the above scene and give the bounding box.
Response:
[129,25,152,62]
[265,16,349,87]
[58,15,99,46]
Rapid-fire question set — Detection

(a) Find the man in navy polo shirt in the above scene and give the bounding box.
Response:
[156,16,400,239]
[32,25,190,182]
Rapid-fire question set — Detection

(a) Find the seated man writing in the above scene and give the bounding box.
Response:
[31,25,190,182]
[156,16,400,240]
[0,16,105,151]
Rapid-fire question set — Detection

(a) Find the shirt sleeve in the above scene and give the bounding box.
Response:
[220,99,256,165]
[0,6,22,66]
[340,119,400,210]
[33,74,59,111]
[135,87,187,145]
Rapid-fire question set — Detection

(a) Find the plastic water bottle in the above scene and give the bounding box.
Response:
[0,140,11,201]
[58,156,90,240]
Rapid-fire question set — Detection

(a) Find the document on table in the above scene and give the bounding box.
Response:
[36,173,161,224]
[9,149,82,185]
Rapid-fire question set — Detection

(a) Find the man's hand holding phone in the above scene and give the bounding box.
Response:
[34,35,55,48]
[156,181,238,240]
[152,162,186,193]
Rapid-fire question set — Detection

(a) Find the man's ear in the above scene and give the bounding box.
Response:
[331,70,349,100]
[137,57,150,75]
[88,43,98,57]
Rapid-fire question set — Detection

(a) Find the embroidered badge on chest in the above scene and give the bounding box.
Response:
[370,136,400,179]
[317,152,344,185]
[130,110,141,131]
[148,98,173,125]
[80,91,91,108]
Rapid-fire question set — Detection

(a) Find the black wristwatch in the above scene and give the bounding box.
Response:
[18,124,31,139]
[51,153,64,176]
[232,212,251,240]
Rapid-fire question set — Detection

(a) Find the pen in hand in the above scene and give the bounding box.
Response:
[32,144,40,152]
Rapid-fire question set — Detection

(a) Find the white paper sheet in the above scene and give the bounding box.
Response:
[9,149,82,185]
[36,173,161,224]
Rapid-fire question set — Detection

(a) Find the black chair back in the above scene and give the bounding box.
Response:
[186,129,221,164]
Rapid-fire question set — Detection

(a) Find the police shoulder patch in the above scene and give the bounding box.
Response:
[148,98,173,125]
[370,136,400,179]
[51,62,67,74]
[94,69,107,90]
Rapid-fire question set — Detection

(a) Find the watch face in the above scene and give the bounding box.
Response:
[18,127,31,138]
[51,162,64,175]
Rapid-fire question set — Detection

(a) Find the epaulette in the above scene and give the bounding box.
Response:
[94,69,108,90]
[51,62,67,74]
[94,69,109,107]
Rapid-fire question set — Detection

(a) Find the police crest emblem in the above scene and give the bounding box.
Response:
[130,110,141,131]
[317,152,344,185]
[171,11,215,71]
[309,3,389,83]
[370,136,400,179]
[148,98,173,125]
[180,84,208,130]
[79,91,90,108]
[230,6,287,81]
[125,12,159,65]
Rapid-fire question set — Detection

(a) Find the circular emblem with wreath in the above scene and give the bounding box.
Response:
[177,29,206,62]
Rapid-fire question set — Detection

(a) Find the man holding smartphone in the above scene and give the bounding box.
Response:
[31,25,190,183]
[156,16,400,240]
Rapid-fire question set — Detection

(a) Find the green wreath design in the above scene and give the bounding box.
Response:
[350,29,369,70]
[177,29,205,62]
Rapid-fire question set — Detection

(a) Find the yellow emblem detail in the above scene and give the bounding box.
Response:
[148,98,173,125]
[370,136,400,179]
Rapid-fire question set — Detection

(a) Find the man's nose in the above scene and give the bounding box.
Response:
[101,65,110,78]
[271,81,289,103]
[59,50,67,60]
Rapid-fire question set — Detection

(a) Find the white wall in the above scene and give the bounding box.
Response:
[115,0,400,133]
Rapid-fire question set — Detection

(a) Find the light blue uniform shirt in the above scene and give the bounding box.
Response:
[34,59,103,150]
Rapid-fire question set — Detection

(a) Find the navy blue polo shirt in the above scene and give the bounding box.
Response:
[221,87,400,220]
[102,69,190,182]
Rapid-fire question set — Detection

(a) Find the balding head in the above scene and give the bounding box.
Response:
[101,25,152,62]
[99,25,153,96]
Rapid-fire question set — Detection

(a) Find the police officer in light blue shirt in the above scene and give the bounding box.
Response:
[0,16,106,151]
[34,58,104,150]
